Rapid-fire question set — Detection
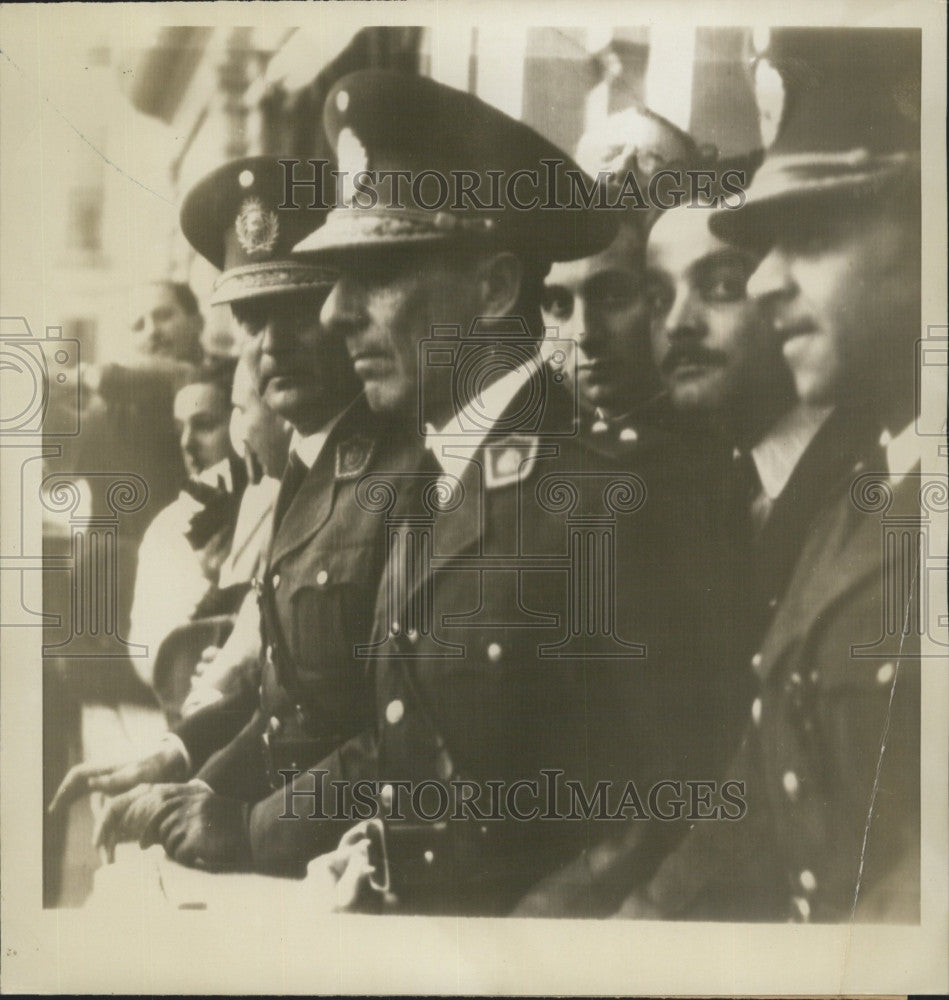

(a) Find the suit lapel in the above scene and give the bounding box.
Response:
[393,375,570,618]
[267,457,336,567]
[756,409,880,594]
[758,462,919,680]
[267,402,372,567]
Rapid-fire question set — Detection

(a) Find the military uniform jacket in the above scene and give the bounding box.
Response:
[261,377,746,904]
[610,445,922,923]
[511,408,902,919]
[173,398,418,873]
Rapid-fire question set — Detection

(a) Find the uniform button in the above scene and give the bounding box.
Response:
[768,596,778,610]
[380,784,394,807]
[269,715,281,733]
[591,420,608,435]
[423,849,435,864]
[799,869,817,893]
[271,573,280,590]
[750,651,763,672]
[385,699,405,725]
[876,661,895,685]
[315,569,328,587]
[391,621,401,635]
[487,642,503,662]
[791,896,811,921]
[618,427,639,444]
[751,697,762,726]
[809,669,820,685]
[782,770,800,799]
[406,629,419,643]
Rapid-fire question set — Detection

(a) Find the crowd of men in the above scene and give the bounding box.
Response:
[49,27,922,921]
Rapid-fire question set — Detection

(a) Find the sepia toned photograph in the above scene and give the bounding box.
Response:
[1,1,946,994]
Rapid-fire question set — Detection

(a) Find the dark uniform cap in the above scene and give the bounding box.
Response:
[712,27,920,242]
[180,156,338,306]
[292,70,617,264]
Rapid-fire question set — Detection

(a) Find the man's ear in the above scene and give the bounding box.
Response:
[475,252,522,316]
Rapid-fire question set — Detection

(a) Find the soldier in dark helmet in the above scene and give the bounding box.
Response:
[50,155,419,876]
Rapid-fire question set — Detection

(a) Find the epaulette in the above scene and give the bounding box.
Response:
[483,434,539,490]
[335,434,375,480]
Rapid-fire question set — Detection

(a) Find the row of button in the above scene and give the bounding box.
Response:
[749,660,897,729]
[269,569,330,590]
[590,419,640,445]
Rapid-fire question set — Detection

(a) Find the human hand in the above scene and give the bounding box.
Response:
[48,743,189,816]
[148,783,252,872]
[305,820,389,912]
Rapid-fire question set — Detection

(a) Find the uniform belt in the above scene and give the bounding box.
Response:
[372,818,558,914]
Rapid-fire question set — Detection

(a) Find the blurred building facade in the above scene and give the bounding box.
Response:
[51,24,762,363]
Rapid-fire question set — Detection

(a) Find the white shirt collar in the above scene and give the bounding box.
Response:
[881,421,918,482]
[424,362,536,479]
[751,404,834,501]
[194,456,234,493]
[290,428,330,470]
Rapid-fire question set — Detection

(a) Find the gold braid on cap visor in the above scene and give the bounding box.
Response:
[210,261,338,306]
[300,205,500,251]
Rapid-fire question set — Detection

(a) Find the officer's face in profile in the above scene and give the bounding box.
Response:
[229,289,358,436]
[747,196,921,408]
[542,223,658,416]
[648,207,772,415]
[130,283,201,362]
[173,382,232,477]
[320,250,484,421]
[229,347,291,479]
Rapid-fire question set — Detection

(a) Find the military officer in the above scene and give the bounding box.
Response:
[51,157,418,875]
[698,27,922,922]
[540,106,702,460]
[277,70,741,914]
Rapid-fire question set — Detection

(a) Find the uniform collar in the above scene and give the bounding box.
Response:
[881,420,918,482]
[193,455,235,493]
[290,428,330,470]
[751,404,834,501]
[425,361,536,478]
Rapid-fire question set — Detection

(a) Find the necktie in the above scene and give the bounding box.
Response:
[272,451,308,533]
[732,447,769,538]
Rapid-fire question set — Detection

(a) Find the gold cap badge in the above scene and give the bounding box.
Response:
[235,197,279,256]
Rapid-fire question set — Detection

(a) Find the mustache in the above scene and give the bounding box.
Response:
[660,343,728,376]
